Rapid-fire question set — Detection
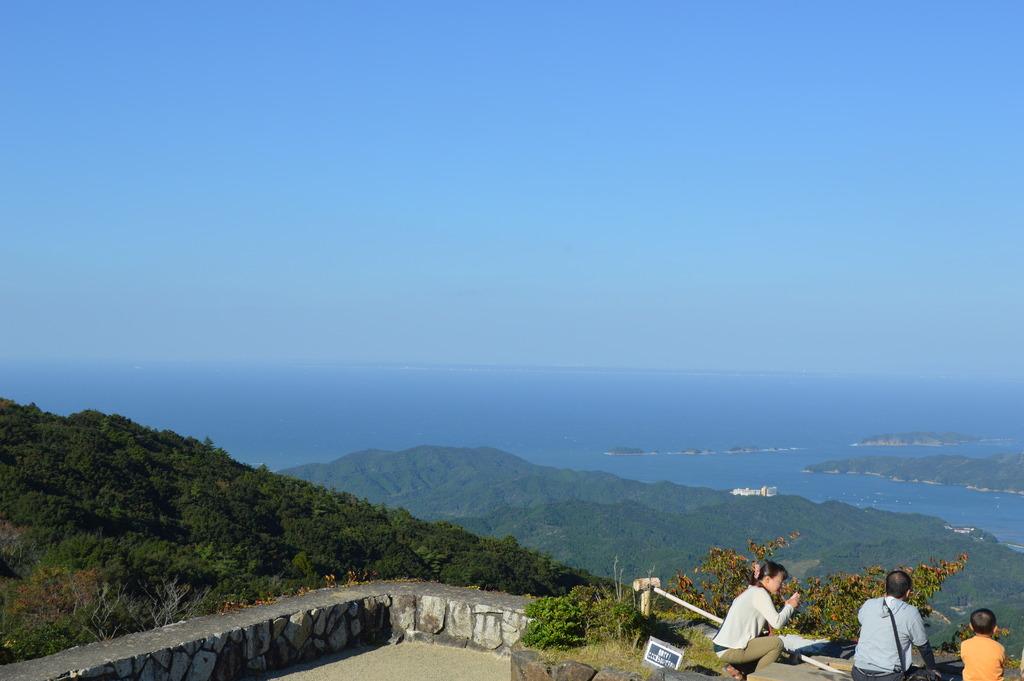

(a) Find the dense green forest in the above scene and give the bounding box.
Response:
[0,401,591,663]
[284,446,1024,652]
[284,445,727,518]
[808,452,1024,493]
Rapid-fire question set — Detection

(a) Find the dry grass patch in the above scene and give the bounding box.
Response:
[539,639,652,678]
[677,625,725,675]
[534,625,724,679]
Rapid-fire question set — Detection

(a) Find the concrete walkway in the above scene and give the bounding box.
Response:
[255,643,509,681]
[749,661,851,681]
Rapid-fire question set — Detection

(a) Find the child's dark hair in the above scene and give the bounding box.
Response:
[970,608,997,635]
[750,560,788,586]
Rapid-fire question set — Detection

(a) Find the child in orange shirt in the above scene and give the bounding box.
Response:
[961,609,1007,681]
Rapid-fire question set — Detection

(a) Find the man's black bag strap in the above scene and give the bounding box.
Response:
[882,599,907,676]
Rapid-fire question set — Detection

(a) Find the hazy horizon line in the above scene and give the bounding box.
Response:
[2,357,1023,383]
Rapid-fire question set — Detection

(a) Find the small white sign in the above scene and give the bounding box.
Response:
[642,636,684,670]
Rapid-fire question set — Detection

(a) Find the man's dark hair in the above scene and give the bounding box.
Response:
[885,570,912,598]
[970,608,997,635]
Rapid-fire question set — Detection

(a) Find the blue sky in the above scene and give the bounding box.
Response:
[2,3,1022,375]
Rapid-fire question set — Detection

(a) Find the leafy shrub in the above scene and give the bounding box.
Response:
[794,554,967,640]
[3,621,89,661]
[523,586,653,650]
[523,595,586,649]
[674,535,794,616]
[570,585,652,647]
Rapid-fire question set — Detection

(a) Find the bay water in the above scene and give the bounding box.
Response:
[3,361,1022,542]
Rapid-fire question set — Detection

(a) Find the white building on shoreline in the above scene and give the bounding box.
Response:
[731,486,778,497]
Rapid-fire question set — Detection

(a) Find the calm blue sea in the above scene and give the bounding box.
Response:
[3,361,1023,542]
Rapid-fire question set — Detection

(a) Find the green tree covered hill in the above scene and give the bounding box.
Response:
[284,445,1024,651]
[283,445,726,519]
[0,400,591,662]
[807,452,1024,494]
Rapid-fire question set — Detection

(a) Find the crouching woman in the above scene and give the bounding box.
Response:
[712,561,801,680]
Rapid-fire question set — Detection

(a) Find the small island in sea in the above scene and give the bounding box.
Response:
[604,446,657,456]
[727,445,800,454]
[853,431,979,447]
[671,448,715,456]
[805,452,1024,495]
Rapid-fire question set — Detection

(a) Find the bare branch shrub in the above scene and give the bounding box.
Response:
[136,578,210,629]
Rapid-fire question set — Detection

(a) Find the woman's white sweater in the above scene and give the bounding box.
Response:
[712,586,795,655]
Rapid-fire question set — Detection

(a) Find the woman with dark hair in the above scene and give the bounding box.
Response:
[712,561,801,680]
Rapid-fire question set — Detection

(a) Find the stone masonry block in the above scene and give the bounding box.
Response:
[77,659,112,675]
[391,593,416,632]
[349,614,363,639]
[152,648,172,669]
[284,611,312,650]
[323,604,338,634]
[473,603,504,615]
[553,661,598,681]
[211,641,244,681]
[185,650,217,681]
[511,648,541,679]
[138,658,169,681]
[447,600,473,639]
[309,608,323,636]
[246,656,267,674]
[327,616,349,651]
[432,632,469,649]
[271,616,288,640]
[168,651,190,681]
[244,620,271,658]
[417,595,447,634]
[265,637,291,670]
[472,612,503,650]
[502,610,527,647]
[593,669,642,681]
[202,633,227,654]
[405,630,435,644]
[113,657,134,679]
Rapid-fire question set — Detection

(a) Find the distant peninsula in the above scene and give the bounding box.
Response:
[606,445,799,456]
[853,431,979,447]
[806,452,1024,495]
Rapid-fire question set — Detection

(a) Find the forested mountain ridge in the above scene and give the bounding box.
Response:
[285,445,1024,652]
[0,400,591,662]
[807,452,1024,493]
[282,445,727,519]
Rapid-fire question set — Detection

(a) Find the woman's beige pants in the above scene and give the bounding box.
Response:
[719,635,785,674]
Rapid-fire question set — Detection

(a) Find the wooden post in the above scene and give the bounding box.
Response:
[632,577,661,616]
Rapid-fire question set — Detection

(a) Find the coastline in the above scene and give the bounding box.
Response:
[804,469,1024,496]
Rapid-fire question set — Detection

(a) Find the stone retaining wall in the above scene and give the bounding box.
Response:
[1,582,529,681]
